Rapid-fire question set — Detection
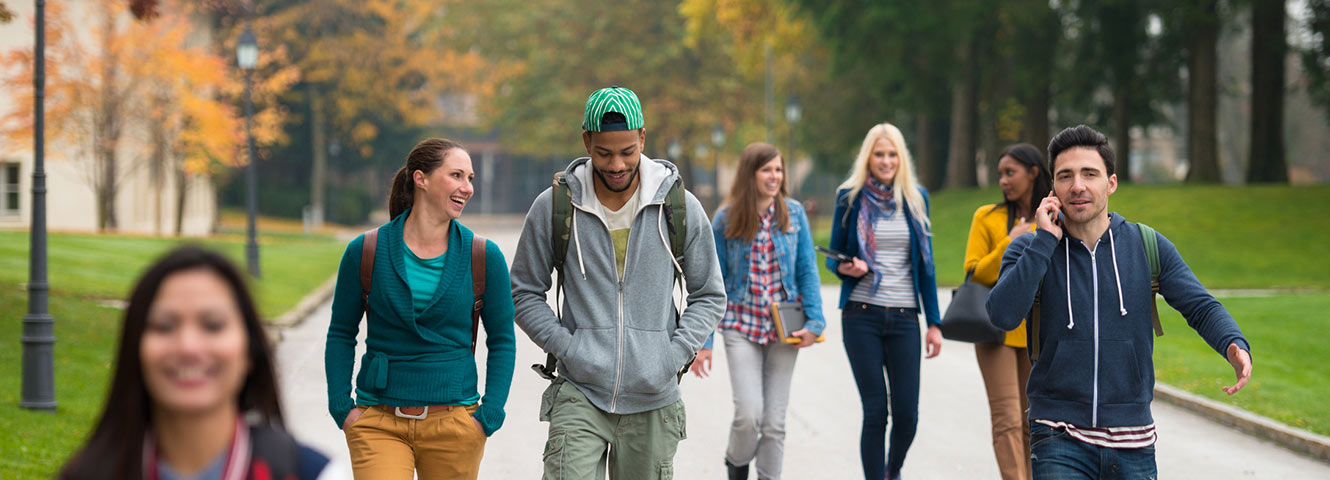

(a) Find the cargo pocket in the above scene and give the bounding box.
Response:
[673,401,688,440]
[542,429,566,480]
[539,380,562,422]
[657,460,673,480]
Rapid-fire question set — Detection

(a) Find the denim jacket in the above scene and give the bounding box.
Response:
[826,187,941,326]
[703,197,825,349]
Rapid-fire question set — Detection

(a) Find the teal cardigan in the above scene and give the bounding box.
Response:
[325,210,516,435]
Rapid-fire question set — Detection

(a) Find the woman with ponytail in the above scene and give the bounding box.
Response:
[827,123,942,480]
[324,138,516,479]
[963,142,1051,480]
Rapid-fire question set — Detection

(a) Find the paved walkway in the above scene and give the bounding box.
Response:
[276,224,1330,478]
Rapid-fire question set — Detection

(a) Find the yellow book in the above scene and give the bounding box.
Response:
[771,302,827,344]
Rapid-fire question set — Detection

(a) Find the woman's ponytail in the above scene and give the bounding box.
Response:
[388,166,414,219]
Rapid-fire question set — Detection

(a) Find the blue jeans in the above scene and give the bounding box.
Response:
[1030,423,1157,480]
[842,302,920,479]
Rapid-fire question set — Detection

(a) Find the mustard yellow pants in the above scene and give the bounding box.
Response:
[344,404,487,480]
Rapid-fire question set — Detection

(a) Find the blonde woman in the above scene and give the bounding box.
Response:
[826,123,941,480]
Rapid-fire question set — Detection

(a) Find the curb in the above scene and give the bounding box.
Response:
[263,276,337,344]
[1155,382,1330,464]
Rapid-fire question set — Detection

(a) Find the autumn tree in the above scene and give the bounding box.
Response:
[134,3,297,234]
[235,0,510,227]
[1,1,293,232]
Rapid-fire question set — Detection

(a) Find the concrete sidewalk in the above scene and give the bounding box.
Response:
[276,225,1330,479]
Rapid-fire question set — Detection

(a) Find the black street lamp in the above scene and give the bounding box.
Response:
[785,96,801,180]
[22,0,55,411]
[237,24,260,278]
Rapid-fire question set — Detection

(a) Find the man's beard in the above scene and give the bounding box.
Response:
[595,166,639,193]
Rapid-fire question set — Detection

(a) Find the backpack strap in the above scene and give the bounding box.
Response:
[360,228,379,317]
[471,234,487,354]
[535,173,572,380]
[1137,223,1164,337]
[663,177,692,383]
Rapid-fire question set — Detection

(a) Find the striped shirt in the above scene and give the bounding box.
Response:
[1034,419,1158,448]
[849,212,917,308]
[718,206,785,344]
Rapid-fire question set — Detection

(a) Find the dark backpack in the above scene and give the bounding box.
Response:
[1029,223,1164,361]
[360,228,487,353]
[531,171,691,381]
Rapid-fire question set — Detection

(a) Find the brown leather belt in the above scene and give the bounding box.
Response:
[373,404,459,419]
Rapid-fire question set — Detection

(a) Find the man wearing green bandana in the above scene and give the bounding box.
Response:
[511,86,726,479]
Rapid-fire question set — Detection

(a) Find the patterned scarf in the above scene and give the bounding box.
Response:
[856,177,897,293]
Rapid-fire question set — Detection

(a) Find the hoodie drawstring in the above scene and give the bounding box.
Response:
[657,205,683,275]
[571,209,587,279]
[1109,228,1127,316]
[1065,241,1074,330]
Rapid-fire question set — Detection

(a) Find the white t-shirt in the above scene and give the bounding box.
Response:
[600,192,640,279]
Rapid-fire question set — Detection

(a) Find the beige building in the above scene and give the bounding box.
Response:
[0,2,216,235]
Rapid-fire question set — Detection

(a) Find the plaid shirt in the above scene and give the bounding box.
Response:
[718,205,787,344]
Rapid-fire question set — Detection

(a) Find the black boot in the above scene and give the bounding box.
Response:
[725,460,749,480]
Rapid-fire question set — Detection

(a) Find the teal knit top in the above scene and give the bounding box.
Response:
[325,210,516,435]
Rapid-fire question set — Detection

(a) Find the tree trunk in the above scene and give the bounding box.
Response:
[1248,0,1288,183]
[174,164,188,236]
[915,113,941,190]
[150,94,169,234]
[95,5,121,231]
[1111,84,1131,182]
[1023,83,1051,156]
[310,84,327,229]
[1186,1,1221,183]
[946,40,979,189]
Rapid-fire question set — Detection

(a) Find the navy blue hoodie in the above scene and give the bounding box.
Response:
[986,213,1250,428]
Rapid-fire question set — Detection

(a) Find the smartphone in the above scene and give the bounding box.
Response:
[816,246,854,263]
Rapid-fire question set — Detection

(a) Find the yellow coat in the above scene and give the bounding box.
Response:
[963,204,1036,348]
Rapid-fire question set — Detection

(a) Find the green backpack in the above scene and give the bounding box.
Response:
[531,171,691,381]
[1029,223,1165,362]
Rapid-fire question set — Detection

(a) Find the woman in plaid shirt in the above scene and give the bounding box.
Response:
[689,142,826,480]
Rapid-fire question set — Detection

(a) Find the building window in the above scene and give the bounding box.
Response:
[2,163,19,215]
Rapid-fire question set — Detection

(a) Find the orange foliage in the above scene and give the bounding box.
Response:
[0,1,297,176]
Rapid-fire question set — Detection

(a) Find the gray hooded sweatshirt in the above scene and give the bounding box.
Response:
[511,155,726,415]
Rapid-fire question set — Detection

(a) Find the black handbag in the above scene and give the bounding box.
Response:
[939,270,1005,344]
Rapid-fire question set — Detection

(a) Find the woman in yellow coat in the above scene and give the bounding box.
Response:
[963,143,1050,480]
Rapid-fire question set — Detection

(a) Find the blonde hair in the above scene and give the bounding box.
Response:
[837,123,931,233]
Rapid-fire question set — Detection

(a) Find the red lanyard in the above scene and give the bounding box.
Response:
[144,416,251,480]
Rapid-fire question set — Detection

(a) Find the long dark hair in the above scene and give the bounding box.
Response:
[59,246,284,480]
[992,143,1052,230]
[389,138,465,219]
[723,142,790,242]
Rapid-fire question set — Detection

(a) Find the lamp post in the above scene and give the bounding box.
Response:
[710,124,725,209]
[237,24,260,278]
[22,0,55,411]
[785,96,801,185]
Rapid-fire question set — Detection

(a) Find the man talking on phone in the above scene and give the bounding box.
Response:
[985,125,1252,479]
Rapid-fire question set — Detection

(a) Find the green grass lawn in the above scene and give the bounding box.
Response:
[1154,293,1330,437]
[811,184,1330,289]
[0,230,345,477]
